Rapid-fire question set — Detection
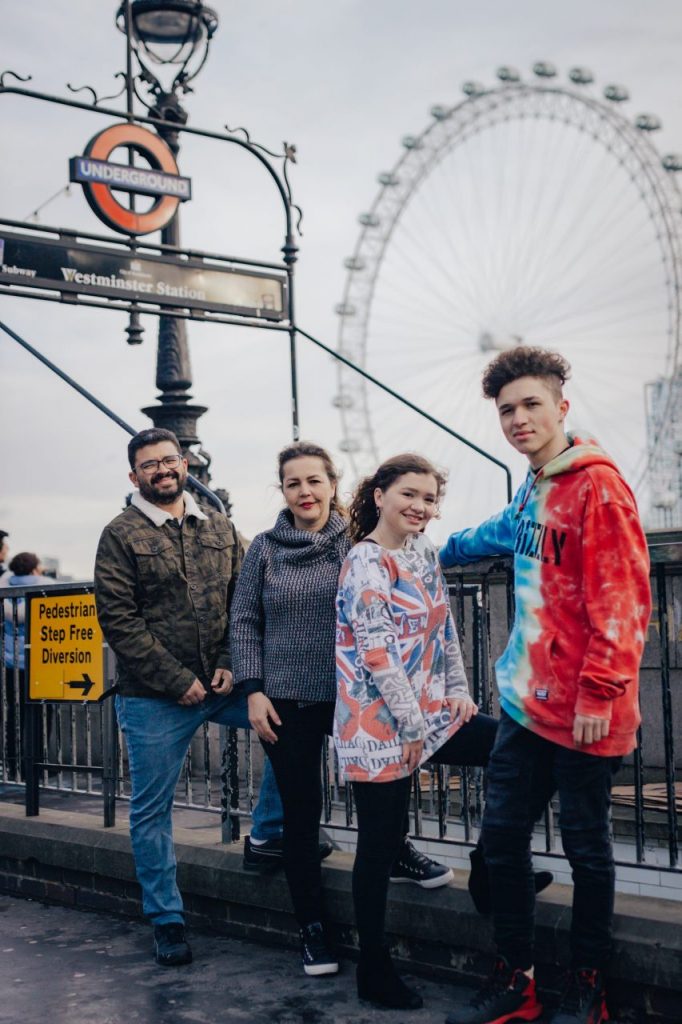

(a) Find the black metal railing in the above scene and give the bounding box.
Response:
[1,532,679,886]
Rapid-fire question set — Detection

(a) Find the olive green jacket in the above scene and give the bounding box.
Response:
[94,492,242,699]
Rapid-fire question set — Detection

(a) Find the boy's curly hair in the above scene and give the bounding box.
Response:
[482,346,571,401]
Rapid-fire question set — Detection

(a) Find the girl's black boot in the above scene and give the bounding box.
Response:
[357,946,423,1010]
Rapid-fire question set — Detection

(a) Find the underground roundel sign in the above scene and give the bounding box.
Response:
[71,123,192,236]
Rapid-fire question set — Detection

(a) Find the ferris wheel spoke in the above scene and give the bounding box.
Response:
[367,350,483,398]
[408,154,485,285]
[379,250,482,328]
[369,341,485,402]
[519,197,631,311]
[532,165,655,301]
[381,231,487,329]
[499,122,576,290]
[518,137,634,271]
[440,132,505,305]
[369,293,479,341]
[518,229,662,330]
[528,264,666,327]
[435,129,530,318]
[525,276,664,331]
[536,309,667,351]
[388,175,496,319]
[524,121,597,246]
[369,278,478,335]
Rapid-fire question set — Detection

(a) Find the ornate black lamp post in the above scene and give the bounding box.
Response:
[116,0,219,488]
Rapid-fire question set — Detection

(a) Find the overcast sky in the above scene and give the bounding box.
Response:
[1,0,681,577]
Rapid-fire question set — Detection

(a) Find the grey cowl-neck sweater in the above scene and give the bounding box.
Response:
[230,509,350,702]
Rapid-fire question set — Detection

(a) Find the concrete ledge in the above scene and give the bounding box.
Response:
[0,802,679,1023]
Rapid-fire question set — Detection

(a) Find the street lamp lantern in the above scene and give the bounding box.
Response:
[116,1,218,93]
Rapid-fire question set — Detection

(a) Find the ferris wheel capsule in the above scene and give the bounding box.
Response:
[497,66,520,83]
[568,67,594,85]
[533,62,557,78]
[344,256,366,270]
[401,134,423,149]
[332,393,355,410]
[636,114,662,131]
[339,438,361,453]
[604,84,629,102]
[358,212,380,227]
[377,171,400,186]
[430,105,450,120]
[653,488,677,509]
[663,153,682,171]
[462,81,485,97]
[334,302,357,317]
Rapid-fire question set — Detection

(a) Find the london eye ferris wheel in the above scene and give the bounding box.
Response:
[333,64,682,537]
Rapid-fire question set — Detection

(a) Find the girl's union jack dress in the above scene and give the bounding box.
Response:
[334,532,469,782]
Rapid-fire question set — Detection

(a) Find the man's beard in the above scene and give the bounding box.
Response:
[138,470,186,506]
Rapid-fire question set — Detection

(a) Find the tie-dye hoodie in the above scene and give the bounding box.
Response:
[440,436,651,757]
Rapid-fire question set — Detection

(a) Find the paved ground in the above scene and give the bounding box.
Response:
[0,895,478,1024]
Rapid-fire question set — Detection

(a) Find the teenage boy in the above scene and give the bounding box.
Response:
[440,348,651,1024]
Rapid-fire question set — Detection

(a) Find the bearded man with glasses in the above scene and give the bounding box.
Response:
[94,428,284,967]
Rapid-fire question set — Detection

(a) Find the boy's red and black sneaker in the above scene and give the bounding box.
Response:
[445,956,543,1024]
[549,968,609,1024]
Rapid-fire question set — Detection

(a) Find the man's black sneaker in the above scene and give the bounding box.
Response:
[549,968,609,1024]
[153,923,192,967]
[445,956,543,1024]
[468,845,554,916]
[299,922,339,976]
[390,838,454,889]
[243,834,334,872]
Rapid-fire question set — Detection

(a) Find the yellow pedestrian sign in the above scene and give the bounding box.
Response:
[26,591,104,701]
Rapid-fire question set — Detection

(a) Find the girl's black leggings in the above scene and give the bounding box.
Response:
[352,712,498,954]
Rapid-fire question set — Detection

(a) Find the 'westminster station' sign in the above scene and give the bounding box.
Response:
[0,230,286,320]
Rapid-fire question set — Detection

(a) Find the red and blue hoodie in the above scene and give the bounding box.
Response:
[439,436,651,757]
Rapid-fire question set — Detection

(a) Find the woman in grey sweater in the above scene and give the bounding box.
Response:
[230,441,349,976]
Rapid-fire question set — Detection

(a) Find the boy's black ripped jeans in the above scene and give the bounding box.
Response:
[481,710,621,971]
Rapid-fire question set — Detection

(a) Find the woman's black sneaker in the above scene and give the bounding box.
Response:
[299,922,339,976]
[153,923,192,966]
[243,835,334,872]
[446,957,542,1024]
[390,839,454,888]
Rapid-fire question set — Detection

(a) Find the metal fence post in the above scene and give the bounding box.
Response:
[23,699,40,817]
[655,563,679,867]
[101,644,117,827]
[220,724,240,843]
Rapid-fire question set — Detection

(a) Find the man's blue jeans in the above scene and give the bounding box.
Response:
[116,688,283,925]
[481,711,621,971]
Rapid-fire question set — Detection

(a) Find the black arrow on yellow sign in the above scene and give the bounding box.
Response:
[66,673,95,697]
